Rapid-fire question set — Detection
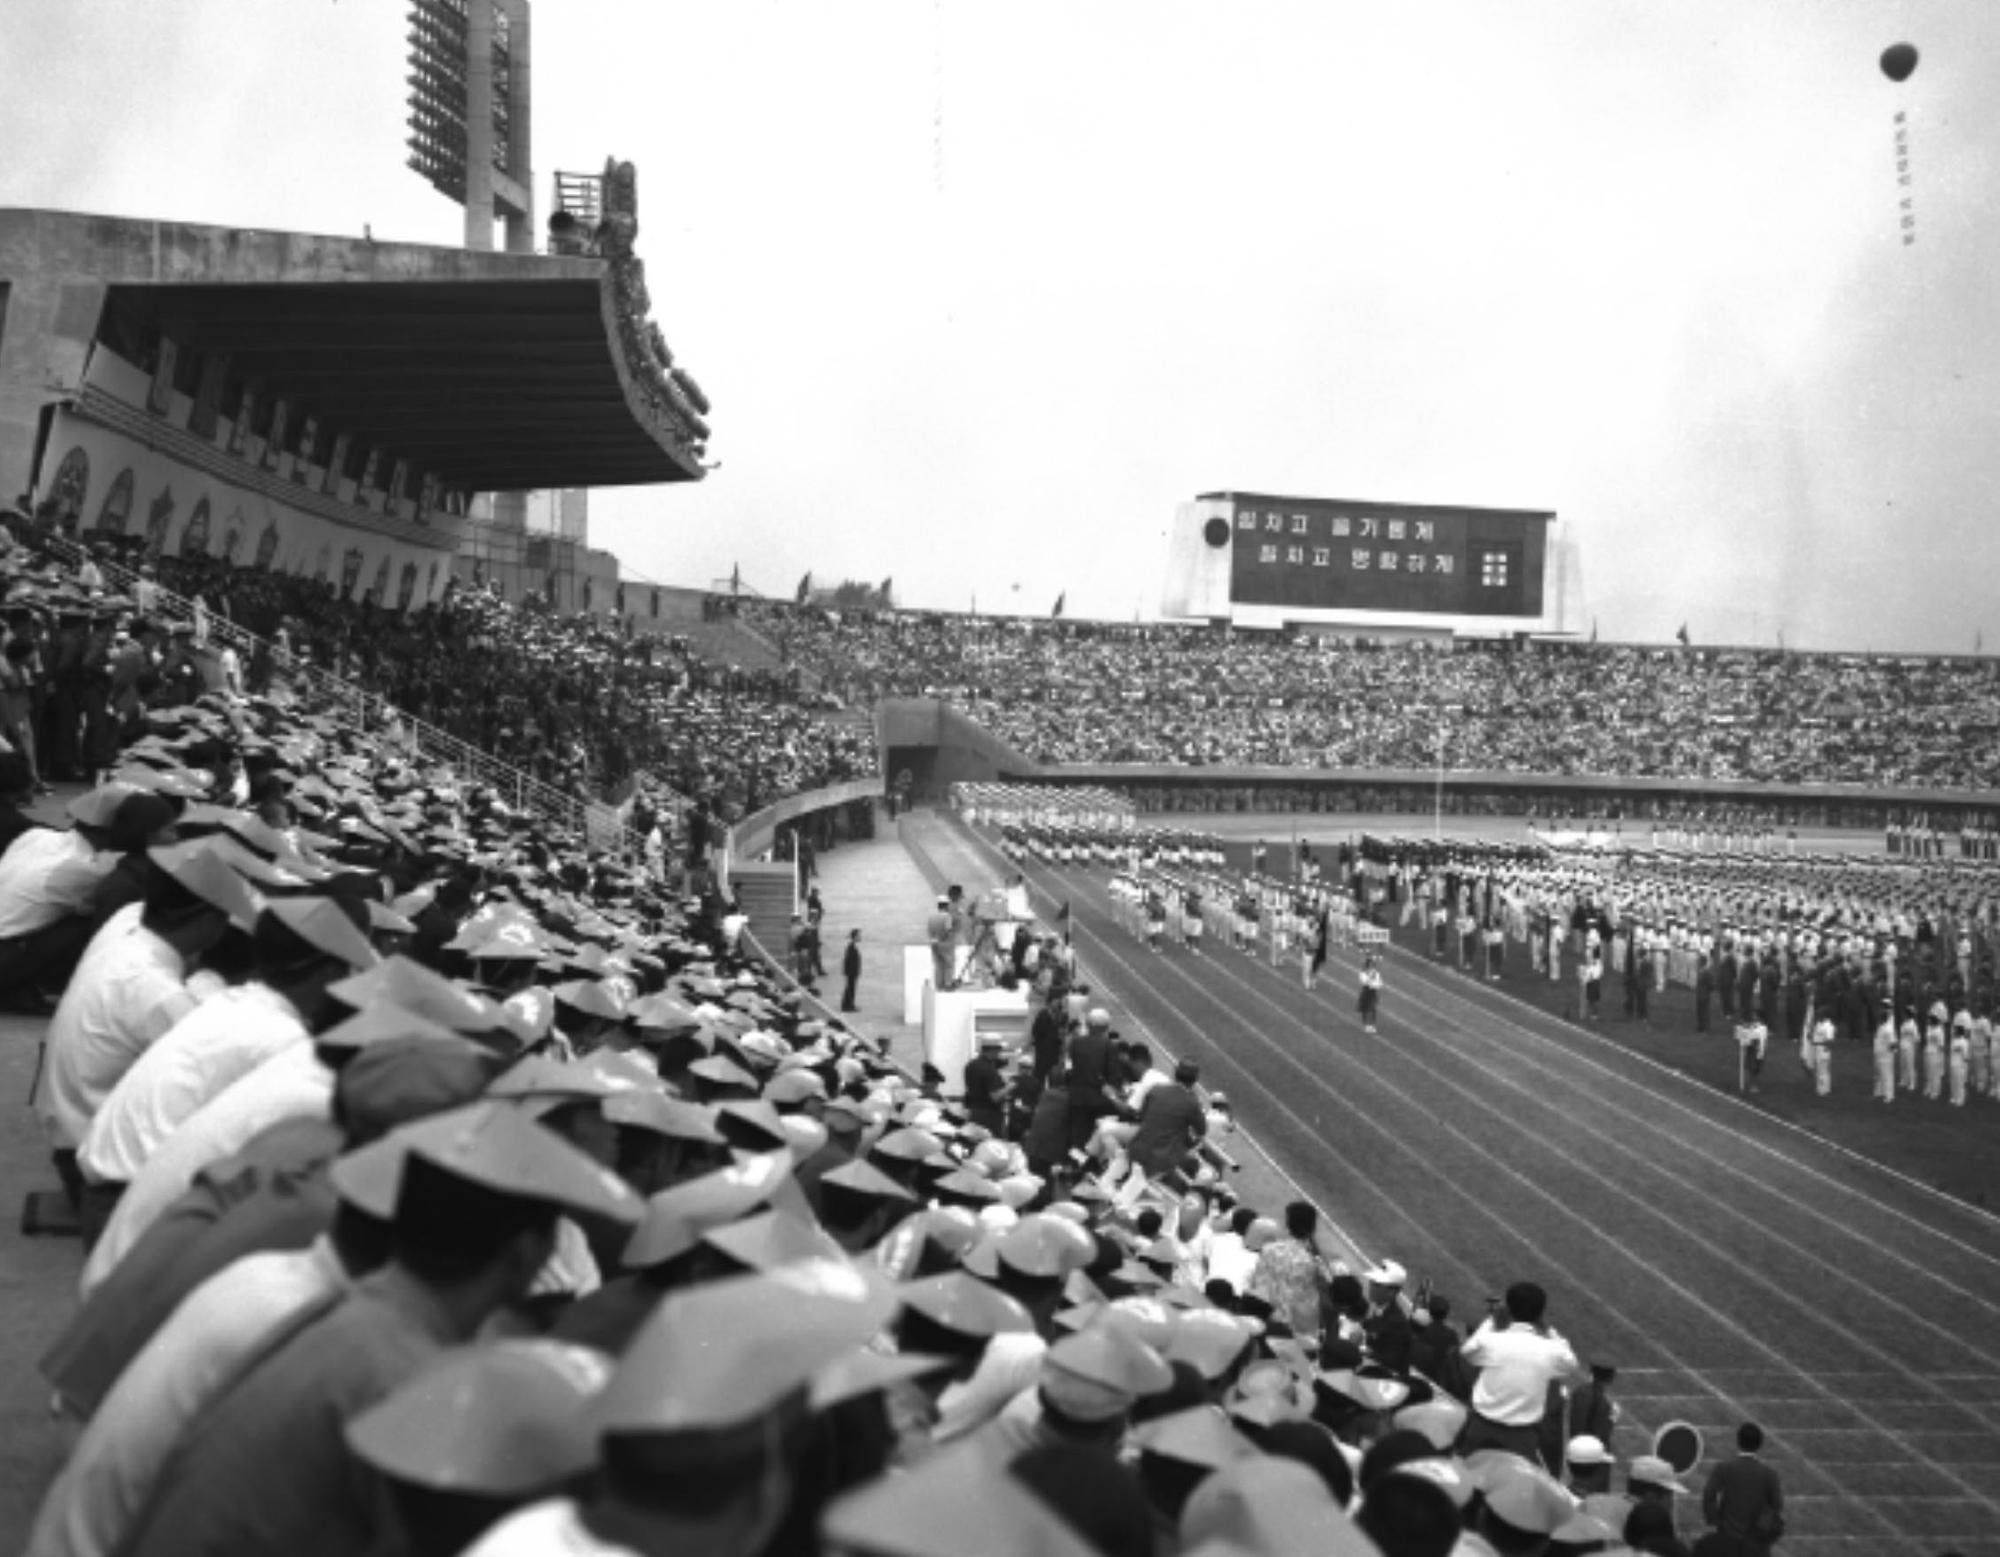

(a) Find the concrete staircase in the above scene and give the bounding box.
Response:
[728,860,799,958]
[678,617,793,678]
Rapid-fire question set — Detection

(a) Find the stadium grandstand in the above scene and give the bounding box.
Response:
[4,9,2000,1557]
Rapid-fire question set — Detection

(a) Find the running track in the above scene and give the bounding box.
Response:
[915,813,2000,1556]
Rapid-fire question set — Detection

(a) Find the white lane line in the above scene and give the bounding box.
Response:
[1370,927,2000,1253]
[1157,923,2000,1527]
[1287,961,2000,1363]
[1008,861,1891,1510]
[1365,955,2000,1316]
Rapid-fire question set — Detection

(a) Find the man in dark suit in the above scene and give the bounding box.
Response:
[1359,1258,1413,1375]
[1124,1060,1208,1181]
[962,1032,1009,1135]
[1700,1421,1785,1554]
[840,929,862,1012]
[1062,1008,1120,1152]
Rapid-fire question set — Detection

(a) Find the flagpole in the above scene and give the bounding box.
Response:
[1434,725,1446,841]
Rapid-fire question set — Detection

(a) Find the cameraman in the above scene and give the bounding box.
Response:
[1457,1280,1584,1468]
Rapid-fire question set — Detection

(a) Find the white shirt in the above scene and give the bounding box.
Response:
[930,1329,1048,1444]
[0,829,115,939]
[78,984,308,1185]
[25,1237,350,1557]
[1126,1067,1172,1109]
[1459,1318,1581,1425]
[461,1500,639,1557]
[1207,1230,1259,1296]
[81,1043,333,1296]
[37,906,195,1151]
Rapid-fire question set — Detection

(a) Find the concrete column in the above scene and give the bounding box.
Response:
[463,0,495,251]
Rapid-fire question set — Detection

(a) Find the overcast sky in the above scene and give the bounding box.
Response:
[3,1,1995,650]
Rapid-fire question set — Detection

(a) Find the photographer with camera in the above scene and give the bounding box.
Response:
[1457,1280,1584,1468]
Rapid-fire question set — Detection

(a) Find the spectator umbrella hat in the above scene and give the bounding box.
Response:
[1361,1258,1406,1288]
[345,1339,614,1497]
[589,1257,898,1437]
[332,1100,643,1226]
[1037,1322,1174,1422]
[1628,1453,1691,1495]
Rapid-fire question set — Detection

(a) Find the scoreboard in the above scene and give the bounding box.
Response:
[1164,491,1557,629]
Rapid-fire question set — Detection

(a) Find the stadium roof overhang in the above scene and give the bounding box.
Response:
[96,274,706,492]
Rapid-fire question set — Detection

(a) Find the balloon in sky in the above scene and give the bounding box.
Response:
[1880,43,1919,82]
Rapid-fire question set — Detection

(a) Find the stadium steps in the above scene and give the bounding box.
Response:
[677,616,796,680]
[728,860,799,953]
[37,536,659,848]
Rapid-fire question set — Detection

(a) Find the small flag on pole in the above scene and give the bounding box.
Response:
[1051,592,1066,619]
[795,571,812,604]
[730,562,741,593]
[1676,622,1690,647]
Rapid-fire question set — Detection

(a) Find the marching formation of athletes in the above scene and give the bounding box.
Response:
[973,786,2000,1116]
[985,804,1404,1041]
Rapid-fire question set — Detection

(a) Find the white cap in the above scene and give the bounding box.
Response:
[1566,1434,1611,1466]
[1363,1260,1407,1288]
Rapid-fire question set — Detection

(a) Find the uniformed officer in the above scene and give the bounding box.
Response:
[1897,1013,1920,1093]
[1949,1011,1972,1106]
[1810,1014,1836,1097]
[1738,1020,1768,1095]
[1872,1016,1897,1103]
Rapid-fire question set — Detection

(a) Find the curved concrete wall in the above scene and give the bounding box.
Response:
[726,774,885,867]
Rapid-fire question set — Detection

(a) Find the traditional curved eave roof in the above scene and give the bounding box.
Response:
[98,266,705,492]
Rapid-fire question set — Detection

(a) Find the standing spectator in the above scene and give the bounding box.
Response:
[1457,1281,1583,1466]
[1700,1422,1784,1554]
[788,913,814,987]
[1570,1360,1620,1448]
[1120,1059,1208,1188]
[1246,1200,1332,1344]
[926,895,956,992]
[1029,990,1065,1084]
[840,928,862,1013]
[0,636,46,791]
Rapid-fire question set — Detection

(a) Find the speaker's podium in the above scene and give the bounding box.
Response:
[921,981,1031,1099]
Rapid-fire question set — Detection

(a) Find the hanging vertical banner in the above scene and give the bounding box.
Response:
[189,352,231,440]
[295,414,320,481]
[264,398,291,472]
[326,431,352,495]
[147,338,179,417]
[229,384,259,457]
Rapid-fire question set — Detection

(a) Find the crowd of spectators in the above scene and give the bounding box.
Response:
[3,545,1774,1557]
[741,602,2000,795]
[1,531,880,824]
